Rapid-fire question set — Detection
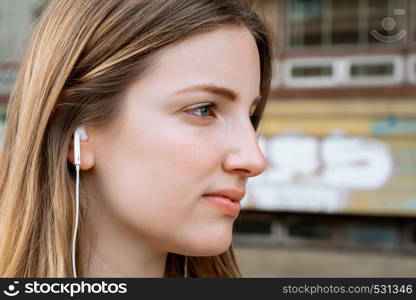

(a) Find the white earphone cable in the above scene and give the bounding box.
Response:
[184,256,188,278]
[72,164,80,278]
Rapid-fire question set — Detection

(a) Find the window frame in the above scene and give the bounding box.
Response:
[283,0,411,52]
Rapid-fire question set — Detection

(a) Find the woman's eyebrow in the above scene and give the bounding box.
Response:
[174,84,261,106]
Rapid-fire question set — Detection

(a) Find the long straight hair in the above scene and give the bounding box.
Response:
[0,0,272,277]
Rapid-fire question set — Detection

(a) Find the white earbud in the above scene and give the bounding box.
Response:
[72,124,88,278]
[74,125,88,166]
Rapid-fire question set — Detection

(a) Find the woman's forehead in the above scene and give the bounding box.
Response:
[128,26,261,99]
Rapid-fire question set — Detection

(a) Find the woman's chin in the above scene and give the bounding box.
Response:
[177,225,234,256]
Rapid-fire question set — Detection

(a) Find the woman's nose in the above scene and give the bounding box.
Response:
[222,120,267,178]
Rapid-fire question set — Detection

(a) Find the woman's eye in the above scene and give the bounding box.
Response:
[186,103,219,120]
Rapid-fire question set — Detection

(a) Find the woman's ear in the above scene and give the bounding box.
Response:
[67,126,95,170]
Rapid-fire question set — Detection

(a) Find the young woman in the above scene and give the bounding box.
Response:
[0,0,272,277]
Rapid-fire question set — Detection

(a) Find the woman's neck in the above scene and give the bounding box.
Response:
[77,184,167,277]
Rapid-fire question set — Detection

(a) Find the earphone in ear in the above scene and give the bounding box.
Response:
[72,124,88,278]
[74,125,88,166]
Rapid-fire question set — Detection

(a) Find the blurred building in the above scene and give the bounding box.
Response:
[0,0,47,135]
[234,0,416,276]
[0,0,46,95]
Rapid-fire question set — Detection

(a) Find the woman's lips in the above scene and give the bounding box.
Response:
[202,195,241,217]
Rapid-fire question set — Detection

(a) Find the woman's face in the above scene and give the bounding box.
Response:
[83,26,267,256]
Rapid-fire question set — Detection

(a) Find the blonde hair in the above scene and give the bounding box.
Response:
[0,0,272,277]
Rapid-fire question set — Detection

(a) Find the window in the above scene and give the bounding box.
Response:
[287,0,407,49]
[283,57,343,87]
[288,0,324,47]
[346,55,403,85]
[292,65,332,77]
[409,55,416,84]
[282,55,403,88]
[331,0,360,44]
[412,0,416,44]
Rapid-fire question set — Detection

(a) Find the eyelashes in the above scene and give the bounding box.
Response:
[186,102,257,121]
[186,103,219,120]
